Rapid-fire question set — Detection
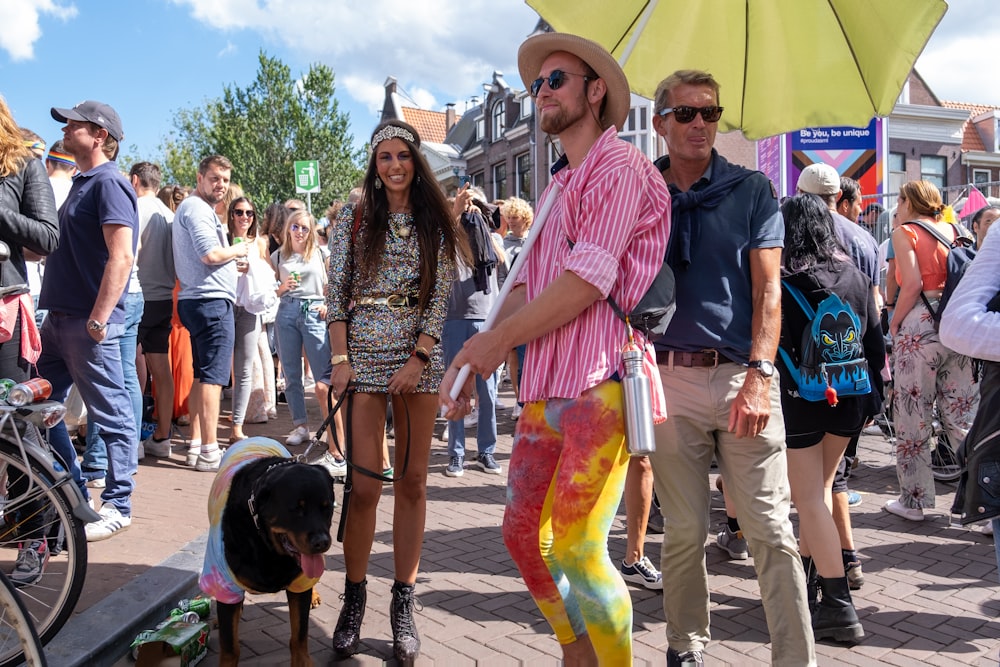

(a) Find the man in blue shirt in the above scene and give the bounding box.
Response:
[39,100,139,543]
[647,71,814,666]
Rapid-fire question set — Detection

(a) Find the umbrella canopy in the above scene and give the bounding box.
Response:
[526,0,948,139]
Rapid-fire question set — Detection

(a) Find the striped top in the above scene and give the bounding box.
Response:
[515,128,671,418]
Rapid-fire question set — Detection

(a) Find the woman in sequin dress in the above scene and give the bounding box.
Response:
[326,119,469,664]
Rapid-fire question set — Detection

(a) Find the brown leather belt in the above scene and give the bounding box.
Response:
[656,349,733,368]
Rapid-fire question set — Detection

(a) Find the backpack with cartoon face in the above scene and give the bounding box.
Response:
[778,281,872,405]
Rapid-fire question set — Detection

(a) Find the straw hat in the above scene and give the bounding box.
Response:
[518,32,630,132]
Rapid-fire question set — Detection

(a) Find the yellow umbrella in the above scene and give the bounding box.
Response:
[526,0,948,139]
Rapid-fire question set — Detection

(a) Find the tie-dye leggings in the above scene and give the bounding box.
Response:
[501,379,632,663]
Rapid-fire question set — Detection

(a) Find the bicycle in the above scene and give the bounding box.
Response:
[0,397,98,667]
[0,569,45,666]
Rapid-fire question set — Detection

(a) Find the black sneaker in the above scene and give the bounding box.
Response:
[667,648,704,667]
[10,540,48,587]
[620,556,662,590]
[477,452,502,475]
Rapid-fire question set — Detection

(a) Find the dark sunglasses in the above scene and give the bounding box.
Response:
[289,223,311,233]
[656,105,724,123]
[233,209,255,218]
[530,70,593,97]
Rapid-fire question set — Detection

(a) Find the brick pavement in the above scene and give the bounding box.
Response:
[43,384,1000,665]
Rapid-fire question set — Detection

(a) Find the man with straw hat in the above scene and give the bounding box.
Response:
[442,31,670,663]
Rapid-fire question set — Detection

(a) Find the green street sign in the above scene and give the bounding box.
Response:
[294,160,320,194]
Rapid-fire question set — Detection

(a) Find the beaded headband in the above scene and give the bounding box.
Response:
[371,125,415,150]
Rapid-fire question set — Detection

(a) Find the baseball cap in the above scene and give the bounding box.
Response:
[50,100,123,141]
[796,163,840,196]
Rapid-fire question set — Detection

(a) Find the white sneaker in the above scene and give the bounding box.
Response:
[983,521,994,536]
[144,437,172,458]
[137,441,145,461]
[195,447,223,472]
[186,446,200,467]
[85,503,131,542]
[313,451,347,479]
[511,404,523,421]
[286,425,310,446]
[463,408,479,428]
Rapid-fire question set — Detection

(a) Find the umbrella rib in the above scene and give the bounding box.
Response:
[612,0,652,58]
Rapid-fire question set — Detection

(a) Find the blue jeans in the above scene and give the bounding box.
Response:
[993,518,1000,585]
[275,298,332,426]
[82,291,143,479]
[38,313,138,515]
[443,319,497,458]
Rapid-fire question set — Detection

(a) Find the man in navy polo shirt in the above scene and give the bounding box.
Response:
[39,100,139,543]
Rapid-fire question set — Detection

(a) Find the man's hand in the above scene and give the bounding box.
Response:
[439,328,510,418]
[728,372,771,439]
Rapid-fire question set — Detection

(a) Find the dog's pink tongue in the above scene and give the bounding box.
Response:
[301,552,325,579]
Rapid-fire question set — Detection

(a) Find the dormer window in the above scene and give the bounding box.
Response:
[492,101,505,141]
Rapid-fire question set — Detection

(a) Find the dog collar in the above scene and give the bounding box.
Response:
[247,459,299,531]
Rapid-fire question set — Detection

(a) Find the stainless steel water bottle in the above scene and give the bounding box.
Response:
[621,341,656,456]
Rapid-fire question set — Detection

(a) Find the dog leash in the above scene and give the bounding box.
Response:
[335,384,414,544]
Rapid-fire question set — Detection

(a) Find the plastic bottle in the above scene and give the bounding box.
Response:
[620,334,656,456]
[6,378,52,406]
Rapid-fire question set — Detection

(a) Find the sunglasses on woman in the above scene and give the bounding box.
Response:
[289,223,311,233]
[529,70,593,97]
[656,105,724,124]
[233,209,255,218]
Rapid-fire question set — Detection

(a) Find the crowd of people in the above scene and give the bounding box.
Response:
[2,26,998,666]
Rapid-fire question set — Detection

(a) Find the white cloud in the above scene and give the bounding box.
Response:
[915,3,1000,106]
[0,0,76,61]
[170,0,539,111]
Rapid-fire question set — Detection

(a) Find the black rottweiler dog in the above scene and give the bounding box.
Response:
[209,443,335,667]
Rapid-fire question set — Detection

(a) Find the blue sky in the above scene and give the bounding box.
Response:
[2,0,998,174]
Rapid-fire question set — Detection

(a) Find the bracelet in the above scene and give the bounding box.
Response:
[411,346,431,364]
[331,354,349,366]
[885,302,895,307]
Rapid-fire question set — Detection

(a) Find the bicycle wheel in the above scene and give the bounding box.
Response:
[0,438,85,666]
[931,431,962,482]
[0,570,46,666]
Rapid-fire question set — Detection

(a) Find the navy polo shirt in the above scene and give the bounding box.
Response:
[655,156,783,364]
[39,161,138,322]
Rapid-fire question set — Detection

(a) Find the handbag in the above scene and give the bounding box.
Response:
[236,253,278,316]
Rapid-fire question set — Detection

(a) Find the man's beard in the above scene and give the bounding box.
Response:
[540,103,585,135]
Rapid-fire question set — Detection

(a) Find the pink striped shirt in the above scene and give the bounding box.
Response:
[515,128,671,419]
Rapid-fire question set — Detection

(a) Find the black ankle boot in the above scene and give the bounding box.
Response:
[801,556,818,614]
[333,577,367,657]
[390,580,421,664]
[813,576,864,644]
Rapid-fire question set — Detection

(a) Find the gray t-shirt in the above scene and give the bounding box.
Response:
[173,194,236,302]
[832,211,880,287]
[271,249,327,299]
[446,261,499,320]
[136,194,175,301]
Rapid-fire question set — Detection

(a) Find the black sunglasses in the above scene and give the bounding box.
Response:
[530,70,593,97]
[233,209,255,217]
[656,105,724,123]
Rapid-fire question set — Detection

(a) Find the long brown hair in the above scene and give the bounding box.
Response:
[355,120,470,311]
[0,97,32,177]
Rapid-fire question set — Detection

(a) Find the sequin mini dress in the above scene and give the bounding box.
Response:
[326,205,453,393]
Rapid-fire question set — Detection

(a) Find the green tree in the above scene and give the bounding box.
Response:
[160,51,364,206]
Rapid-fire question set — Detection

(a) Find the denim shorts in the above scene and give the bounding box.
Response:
[178,298,235,386]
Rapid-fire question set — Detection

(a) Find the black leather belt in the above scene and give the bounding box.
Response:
[656,349,733,368]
